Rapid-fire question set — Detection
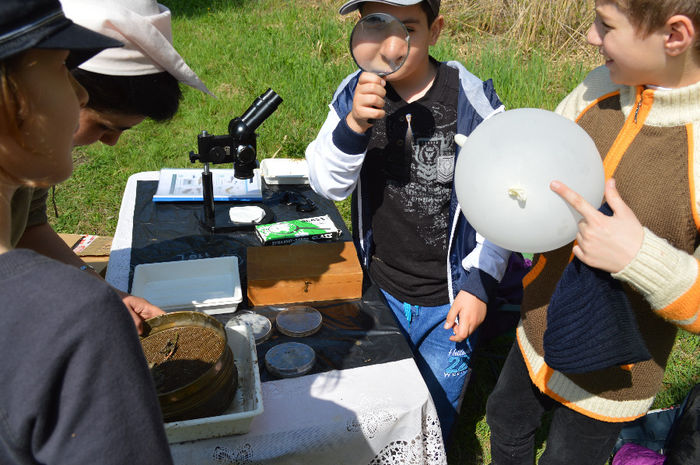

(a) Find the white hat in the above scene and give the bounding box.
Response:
[339,0,440,17]
[59,0,213,96]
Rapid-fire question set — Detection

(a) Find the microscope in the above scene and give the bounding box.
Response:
[189,88,282,232]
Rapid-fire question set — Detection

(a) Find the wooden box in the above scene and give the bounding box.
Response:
[59,233,113,277]
[246,241,363,306]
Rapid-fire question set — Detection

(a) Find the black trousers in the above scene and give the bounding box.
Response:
[486,343,625,465]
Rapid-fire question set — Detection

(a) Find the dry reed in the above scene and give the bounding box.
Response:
[442,0,599,64]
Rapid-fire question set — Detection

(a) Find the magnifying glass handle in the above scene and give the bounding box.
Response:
[366,99,385,126]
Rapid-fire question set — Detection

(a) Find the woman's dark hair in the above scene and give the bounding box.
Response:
[71,69,182,121]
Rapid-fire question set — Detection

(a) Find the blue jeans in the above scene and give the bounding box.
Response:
[486,343,625,465]
[381,289,474,443]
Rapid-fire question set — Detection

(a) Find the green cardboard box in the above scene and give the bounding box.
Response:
[255,215,341,245]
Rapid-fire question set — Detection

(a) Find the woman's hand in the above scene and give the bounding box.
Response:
[117,291,165,335]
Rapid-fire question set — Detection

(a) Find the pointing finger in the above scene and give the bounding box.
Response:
[550,180,600,220]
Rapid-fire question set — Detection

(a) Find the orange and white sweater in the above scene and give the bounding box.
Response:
[517,66,700,423]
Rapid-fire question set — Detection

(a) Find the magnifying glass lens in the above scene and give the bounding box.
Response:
[350,13,410,77]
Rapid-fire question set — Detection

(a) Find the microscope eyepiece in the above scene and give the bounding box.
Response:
[190,88,283,180]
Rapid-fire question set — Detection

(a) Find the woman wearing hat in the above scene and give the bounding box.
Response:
[11,0,212,334]
[0,1,173,463]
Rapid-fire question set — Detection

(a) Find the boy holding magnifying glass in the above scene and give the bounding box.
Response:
[306,0,527,443]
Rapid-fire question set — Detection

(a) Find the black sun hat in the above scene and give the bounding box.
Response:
[0,0,122,69]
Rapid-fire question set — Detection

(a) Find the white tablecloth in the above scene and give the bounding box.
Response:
[106,172,447,465]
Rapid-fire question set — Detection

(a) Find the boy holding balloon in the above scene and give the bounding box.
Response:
[485,1,700,464]
[305,0,526,442]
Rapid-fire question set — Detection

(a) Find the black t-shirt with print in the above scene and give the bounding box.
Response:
[365,59,459,306]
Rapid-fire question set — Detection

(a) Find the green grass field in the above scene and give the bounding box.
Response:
[53,1,698,463]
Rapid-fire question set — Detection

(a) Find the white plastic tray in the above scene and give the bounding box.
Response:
[164,323,264,443]
[260,158,309,185]
[131,256,242,315]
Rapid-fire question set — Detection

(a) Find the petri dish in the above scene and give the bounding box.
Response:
[275,305,322,337]
[226,311,273,344]
[264,342,316,378]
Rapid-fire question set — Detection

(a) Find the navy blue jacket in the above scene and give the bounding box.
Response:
[306,62,525,306]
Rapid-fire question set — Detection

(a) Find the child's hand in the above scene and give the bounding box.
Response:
[346,72,386,134]
[444,290,487,342]
[551,178,644,273]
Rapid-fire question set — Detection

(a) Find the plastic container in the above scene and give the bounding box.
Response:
[131,256,242,315]
[164,323,264,443]
[260,158,309,185]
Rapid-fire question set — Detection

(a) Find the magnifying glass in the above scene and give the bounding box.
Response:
[349,13,410,77]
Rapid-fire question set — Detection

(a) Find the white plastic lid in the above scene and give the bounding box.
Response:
[260,158,309,178]
[264,342,316,378]
[228,206,266,223]
[226,312,272,344]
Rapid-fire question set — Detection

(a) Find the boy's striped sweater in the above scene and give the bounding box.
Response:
[517,65,700,422]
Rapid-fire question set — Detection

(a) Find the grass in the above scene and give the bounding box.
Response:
[50,0,698,463]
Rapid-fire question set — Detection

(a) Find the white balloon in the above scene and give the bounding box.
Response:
[454,108,604,253]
